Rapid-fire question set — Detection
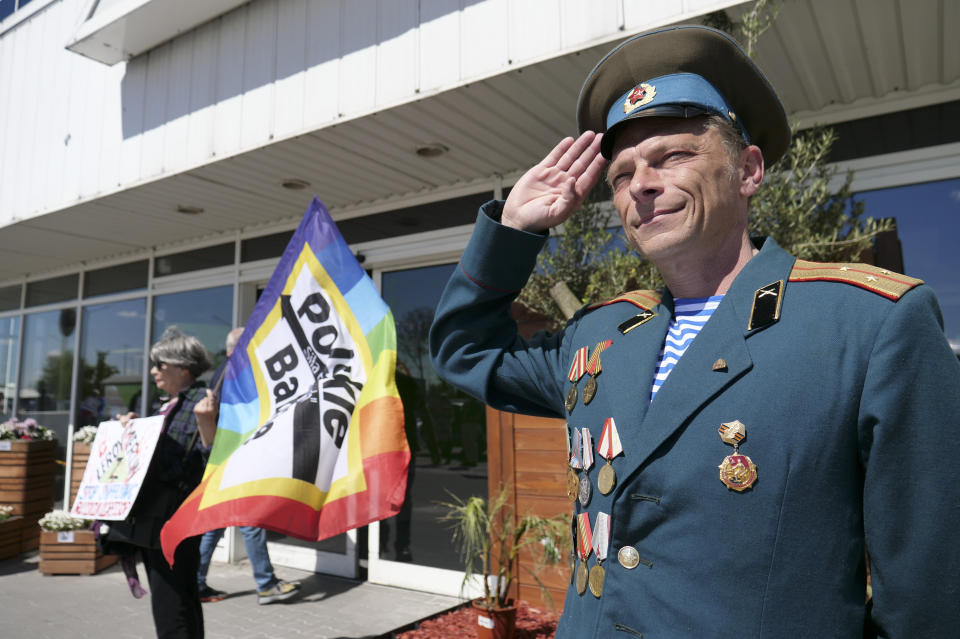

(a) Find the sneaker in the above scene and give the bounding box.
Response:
[257,580,301,605]
[198,584,228,603]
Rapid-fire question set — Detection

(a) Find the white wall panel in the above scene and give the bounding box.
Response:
[214,7,246,156]
[0,21,25,222]
[303,0,341,129]
[461,0,509,80]
[240,0,277,148]
[14,16,43,217]
[119,57,146,188]
[187,19,219,167]
[509,0,561,64]
[560,0,620,49]
[273,0,308,139]
[339,0,378,116]
[140,42,171,179]
[623,0,683,29]
[78,54,107,200]
[418,0,460,92]
[376,0,418,105]
[163,31,195,176]
[98,64,125,195]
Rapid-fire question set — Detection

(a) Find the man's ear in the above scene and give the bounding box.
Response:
[739,145,764,198]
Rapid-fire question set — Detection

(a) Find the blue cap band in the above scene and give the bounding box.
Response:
[605,72,749,144]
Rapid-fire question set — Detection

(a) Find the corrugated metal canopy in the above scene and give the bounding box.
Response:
[3,0,959,282]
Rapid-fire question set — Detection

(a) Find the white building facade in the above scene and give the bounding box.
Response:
[2,0,959,595]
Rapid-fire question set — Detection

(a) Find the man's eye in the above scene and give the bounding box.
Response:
[611,172,631,188]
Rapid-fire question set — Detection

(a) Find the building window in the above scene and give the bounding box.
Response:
[75,299,146,427]
[18,308,76,443]
[154,243,234,277]
[25,274,78,307]
[856,177,960,348]
[241,231,295,263]
[84,260,149,298]
[0,285,20,311]
[151,285,233,386]
[0,0,33,23]
[0,316,19,419]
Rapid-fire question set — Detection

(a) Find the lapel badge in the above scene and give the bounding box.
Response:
[618,308,656,334]
[623,82,656,115]
[711,358,728,372]
[717,420,758,492]
[747,280,784,331]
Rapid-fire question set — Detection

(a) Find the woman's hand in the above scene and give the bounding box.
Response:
[116,412,138,427]
[193,390,219,447]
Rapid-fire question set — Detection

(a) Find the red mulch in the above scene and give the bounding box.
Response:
[396,600,560,638]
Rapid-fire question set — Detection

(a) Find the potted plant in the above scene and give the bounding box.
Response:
[0,417,57,551]
[0,504,22,560]
[440,483,568,639]
[69,425,98,508]
[37,509,116,575]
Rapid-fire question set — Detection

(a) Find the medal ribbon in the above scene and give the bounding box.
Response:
[576,512,593,560]
[592,512,610,562]
[570,428,583,470]
[586,339,612,376]
[581,427,594,470]
[597,417,623,461]
[568,346,589,382]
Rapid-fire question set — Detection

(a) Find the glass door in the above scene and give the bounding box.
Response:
[368,263,489,596]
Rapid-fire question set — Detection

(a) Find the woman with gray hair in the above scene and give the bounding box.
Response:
[106,326,218,638]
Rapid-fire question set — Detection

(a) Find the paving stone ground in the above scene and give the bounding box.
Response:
[0,551,461,639]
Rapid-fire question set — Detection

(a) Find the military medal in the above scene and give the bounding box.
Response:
[582,340,611,405]
[717,420,758,491]
[575,512,592,595]
[596,417,623,495]
[588,512,610,598]
[578,428,594,507]
[567,428,583,502]
[565,346,589,412]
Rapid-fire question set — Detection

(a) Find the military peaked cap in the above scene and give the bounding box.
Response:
[577,25,791,166]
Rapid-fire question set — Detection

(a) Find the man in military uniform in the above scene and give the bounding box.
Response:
[430,25,960,638]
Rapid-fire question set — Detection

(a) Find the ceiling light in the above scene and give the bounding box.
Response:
[415,143,449,158]
[176,205,204,215]
[281,178,311,190]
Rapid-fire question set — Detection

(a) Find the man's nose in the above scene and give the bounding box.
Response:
[629,164,662,199]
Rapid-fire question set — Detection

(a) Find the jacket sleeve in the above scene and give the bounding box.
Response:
[429,200,574,418]
[858,284,960,637]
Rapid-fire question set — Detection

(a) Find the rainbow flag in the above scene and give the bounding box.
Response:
[161,197,408,565]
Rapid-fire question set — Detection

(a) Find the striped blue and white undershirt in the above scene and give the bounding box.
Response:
[650,295,723,401]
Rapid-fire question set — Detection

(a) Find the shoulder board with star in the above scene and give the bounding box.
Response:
[586,289,661,311]
[789,260,923,301]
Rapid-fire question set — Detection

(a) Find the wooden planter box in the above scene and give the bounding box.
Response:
[69,441,92,509]
[0,516,23,560]
[38,530,118,575]
[0,439,58,552]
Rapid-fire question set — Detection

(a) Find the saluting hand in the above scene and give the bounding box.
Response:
[502,131,607,234]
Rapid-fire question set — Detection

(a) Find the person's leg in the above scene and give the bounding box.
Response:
[142,536,204,638]
[197,528,225,588]
[238,526,276,591]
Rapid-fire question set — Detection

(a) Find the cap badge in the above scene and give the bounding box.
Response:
[623,83,656,115]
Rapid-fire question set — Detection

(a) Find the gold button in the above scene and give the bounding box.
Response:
[618,545,640,569]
